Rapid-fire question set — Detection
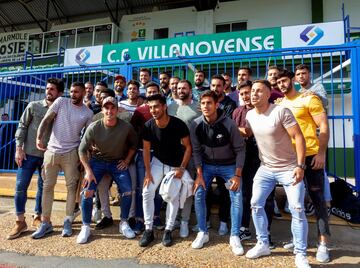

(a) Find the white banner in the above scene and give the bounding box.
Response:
[0,32,28,63]
[64,46,103,67]
[281,21,344,48]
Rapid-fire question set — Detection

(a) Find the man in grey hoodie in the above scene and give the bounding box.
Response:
[190,90,245,256]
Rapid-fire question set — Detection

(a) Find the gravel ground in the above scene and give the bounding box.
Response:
[0,197,359,267]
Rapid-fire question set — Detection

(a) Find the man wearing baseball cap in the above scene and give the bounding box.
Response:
[76,96,138,244]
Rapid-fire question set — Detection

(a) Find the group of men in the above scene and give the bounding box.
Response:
[6,64,331,268]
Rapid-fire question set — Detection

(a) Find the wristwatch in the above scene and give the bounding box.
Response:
[296,164,306,170]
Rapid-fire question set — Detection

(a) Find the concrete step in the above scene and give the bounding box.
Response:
[0,172,67,201]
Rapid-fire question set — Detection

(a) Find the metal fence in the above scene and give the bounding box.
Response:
[1,42,360,193]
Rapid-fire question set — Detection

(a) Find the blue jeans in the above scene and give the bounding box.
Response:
[14,154,43,215]
[135,150,162,219]
[194,163,243,236]
[251,166,308,255]
[81,158,132,225]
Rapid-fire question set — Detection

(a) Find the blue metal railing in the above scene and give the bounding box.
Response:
[0,44,359,194]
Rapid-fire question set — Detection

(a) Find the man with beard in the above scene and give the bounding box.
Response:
[244,79,309,268]
[139,94,192,247]
[222,72,239,106]
[76,96,137,244]
[113,75,127,104]
[294,64,331,217]
[159,72,171,102]
[295,64,328,108]
[32,82,93,239]
[168,79,201,237]
[139,68,151,96]
[267,65,284,103]
[211,74,237,118]
[7,78,63,240]
[169,76,180,103]
[84,81,95,108]
[237,67,252,87]
[119,80,140,115]
[192,70,209,101]
[277,70,330,263]
[90,81,108,114]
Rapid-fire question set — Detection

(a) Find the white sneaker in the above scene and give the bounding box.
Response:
[245,241,271,259]
[218,221,228,236]
[119,221,135,239]
[229,235,244,256]
[295,253,311,268]
[283,240,294,251]
[316,243,330,263]
[92,207,102,223]
[77,225,90,244]
[179,221,189,238]
[191,232,209,249]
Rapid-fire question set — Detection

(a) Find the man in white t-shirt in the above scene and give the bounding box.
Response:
[119,80,140,115]
[244,80,310,268]
[32,81,93,239]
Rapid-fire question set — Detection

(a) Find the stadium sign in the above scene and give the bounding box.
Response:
[102,27,280,63]
[0,31,28,63]
[64,21,344,67]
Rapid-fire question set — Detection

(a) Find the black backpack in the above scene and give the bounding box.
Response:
[330,179,360,224]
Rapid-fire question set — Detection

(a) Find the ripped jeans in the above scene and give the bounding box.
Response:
[81,158,132,225]
[251,165,308,255]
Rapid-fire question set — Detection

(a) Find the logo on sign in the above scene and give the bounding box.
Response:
[75,48,90,65]
[300,26,324,45]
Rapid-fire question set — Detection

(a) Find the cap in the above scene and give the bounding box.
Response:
[114,75,126,82]
[102,96,117,107]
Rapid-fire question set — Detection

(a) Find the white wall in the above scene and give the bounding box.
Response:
[16,0,359,43]
[119,7,199,41]
[118,0,315,42]
[214,0,312,29]
[324,0,360,26]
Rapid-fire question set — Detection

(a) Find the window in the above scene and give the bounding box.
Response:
[154,28,169,39]
[77,27,94,47]
[215,22,247,33]
[28,34,43,54]
[60,29,76,49]
[44,32,59,53]
[232,22,247,31]
[94,24,112,45]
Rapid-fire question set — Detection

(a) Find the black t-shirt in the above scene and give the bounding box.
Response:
[143,116,189,167]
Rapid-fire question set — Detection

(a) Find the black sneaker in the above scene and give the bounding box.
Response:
[269,235,276,250]
[239,228,251,241]
[139,229,154,247]
[95,217,113,230]
[162,229,173,247]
